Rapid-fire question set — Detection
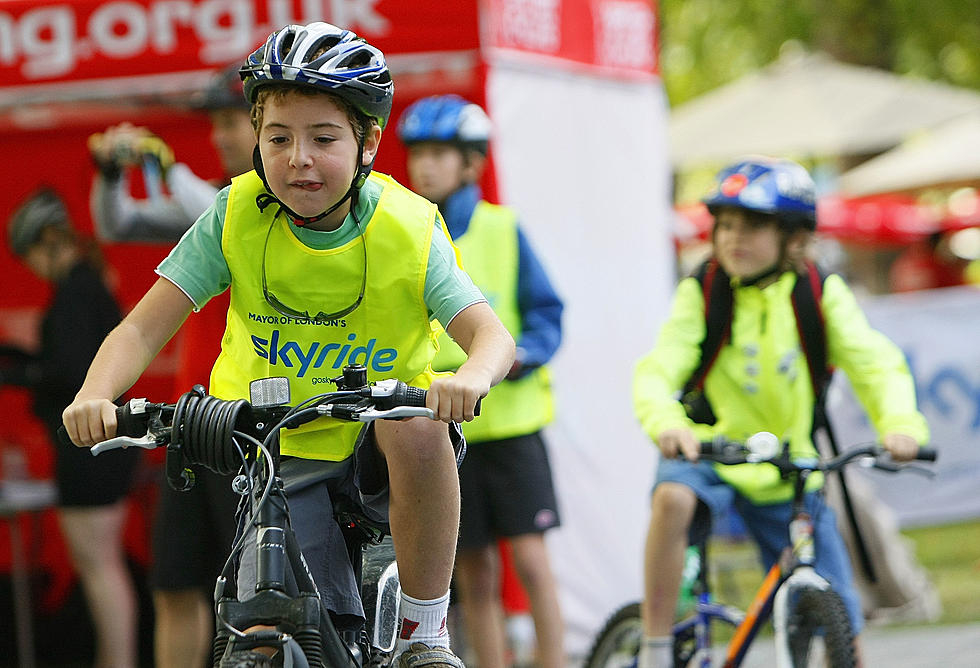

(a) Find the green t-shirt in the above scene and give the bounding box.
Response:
[156,175,484,330]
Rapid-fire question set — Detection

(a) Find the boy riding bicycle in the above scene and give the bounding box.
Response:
[632,157,928,667]
[63,22,514,667]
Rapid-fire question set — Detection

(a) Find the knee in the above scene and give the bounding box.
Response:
[376,417,452,468]
[650,483,697,527]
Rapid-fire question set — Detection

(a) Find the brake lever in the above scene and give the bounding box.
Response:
[357,407,435,421]
[867,458,936,478]
[91,433,160,456]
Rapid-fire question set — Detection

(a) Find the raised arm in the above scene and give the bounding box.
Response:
[63,278,194,446]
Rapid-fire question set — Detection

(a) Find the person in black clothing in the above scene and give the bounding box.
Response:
[4,188,139,668]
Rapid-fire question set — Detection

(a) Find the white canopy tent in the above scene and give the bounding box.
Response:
[669,51,980,168]
[839,111,980,196]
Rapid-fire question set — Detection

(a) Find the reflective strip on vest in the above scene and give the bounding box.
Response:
[432,200,553,442]
[209,171,441,460]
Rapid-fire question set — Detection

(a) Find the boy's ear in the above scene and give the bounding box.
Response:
[361,125,383,166]
[462,149,486,182]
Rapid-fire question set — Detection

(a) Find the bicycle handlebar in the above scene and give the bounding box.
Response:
[95,378,434,453]
[697,432,937,475]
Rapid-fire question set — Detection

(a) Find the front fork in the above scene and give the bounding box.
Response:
[772,500,828,668]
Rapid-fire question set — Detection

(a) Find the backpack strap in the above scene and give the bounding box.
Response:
[683,258,733,396]
[791,261,832,404]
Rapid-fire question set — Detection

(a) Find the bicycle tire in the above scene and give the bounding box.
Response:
[583,602,643,668]
[786,587,856,668]
[219,650,276,668]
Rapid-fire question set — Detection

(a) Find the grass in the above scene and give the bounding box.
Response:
[703,518,980,628]
[901,519,980,624]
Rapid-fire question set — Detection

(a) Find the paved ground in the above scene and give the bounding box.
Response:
[568,621,980,667]
[729,621,980,667]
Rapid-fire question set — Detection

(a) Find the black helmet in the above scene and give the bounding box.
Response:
[192,62,250,111]
[240,22,393,129]
[8,188,71,256]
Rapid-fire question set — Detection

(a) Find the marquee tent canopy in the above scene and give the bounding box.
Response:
[668,51,980,168]
[838,111,980,197]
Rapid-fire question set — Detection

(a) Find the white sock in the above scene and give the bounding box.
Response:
[638,636,673,668]
[395,590,451,653]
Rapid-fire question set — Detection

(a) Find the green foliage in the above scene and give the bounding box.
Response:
[660,0,980,107]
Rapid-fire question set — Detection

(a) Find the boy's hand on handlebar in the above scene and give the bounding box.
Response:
[62,398,118,447]
[427,370,490,423]
[882,432,920,462]
[657,428,700,462]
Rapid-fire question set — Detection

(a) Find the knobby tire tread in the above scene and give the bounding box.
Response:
[583,602,643,668]
[786,587,856,668]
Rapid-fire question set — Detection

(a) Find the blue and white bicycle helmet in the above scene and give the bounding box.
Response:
[397,95,492,154]
[240,21,393,129]
[703,157,817,231]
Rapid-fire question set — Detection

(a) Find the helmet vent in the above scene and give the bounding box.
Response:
[280,32,296,60]
[341,49,373,69]
[310,35,343,62]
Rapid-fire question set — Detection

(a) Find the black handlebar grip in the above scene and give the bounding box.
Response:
[55,425,74,449]
[115,402,150,437]
[402,384,428,407]
[915,447,938,462]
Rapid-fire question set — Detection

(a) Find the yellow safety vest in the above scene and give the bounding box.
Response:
[210,171,442,460]
[432,201,553,442]
[633,272,928,503]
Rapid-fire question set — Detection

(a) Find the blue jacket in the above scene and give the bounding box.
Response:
[441,184,563,374]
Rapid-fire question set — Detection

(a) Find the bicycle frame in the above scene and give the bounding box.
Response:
[679,453,847,668]
[85,368,434,668]
[585,438,934,668]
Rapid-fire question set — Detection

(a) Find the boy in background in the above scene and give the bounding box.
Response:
[633,157,928,667]
[398,95,565,668]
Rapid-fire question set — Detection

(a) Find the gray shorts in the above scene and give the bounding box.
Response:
[235,421,465,622]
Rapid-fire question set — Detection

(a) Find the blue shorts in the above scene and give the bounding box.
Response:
[655,458,863,633]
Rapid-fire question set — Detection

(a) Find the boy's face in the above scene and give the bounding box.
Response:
[712,207,784,279]
[405,143,479,204]
[258,91,379,230]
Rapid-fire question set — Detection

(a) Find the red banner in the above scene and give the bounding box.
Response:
[0,0,478,85]
[482,0,659,79]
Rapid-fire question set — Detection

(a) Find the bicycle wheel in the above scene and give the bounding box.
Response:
[786,587,856,668]
[583,602,642,668]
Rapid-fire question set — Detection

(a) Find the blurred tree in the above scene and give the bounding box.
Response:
[660,0,980,107]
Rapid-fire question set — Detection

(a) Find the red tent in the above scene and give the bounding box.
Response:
[0,1,489,658]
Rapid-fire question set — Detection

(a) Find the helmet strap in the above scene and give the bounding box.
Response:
[738,263,782,287]
[251,137,370,227]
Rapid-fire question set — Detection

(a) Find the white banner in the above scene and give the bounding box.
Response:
[826,285,980,527]
[487,61,673,656]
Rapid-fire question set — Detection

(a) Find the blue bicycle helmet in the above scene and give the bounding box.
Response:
[703,157,817,231]
[397,95,492,154]
[240,22,393,129]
